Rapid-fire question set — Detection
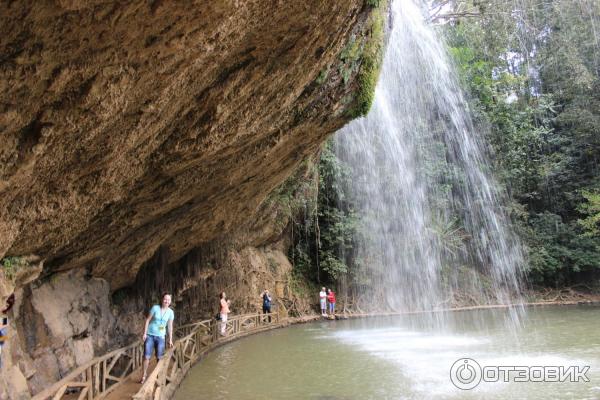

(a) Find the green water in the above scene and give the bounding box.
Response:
[174,306,600,399]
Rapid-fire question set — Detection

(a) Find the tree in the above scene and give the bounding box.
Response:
[443,0,600,286]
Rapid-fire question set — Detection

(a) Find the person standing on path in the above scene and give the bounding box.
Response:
[0,294,15,369]
[0,317,5,369]
[319,287,327,317]
[141,293,174,384]
[261,289,272,323]
[219,292,231,336]
[327,288,336,316]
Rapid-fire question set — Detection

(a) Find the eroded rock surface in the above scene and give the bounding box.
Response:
[0,270,114,397]
[0,1,380,397]
[1,0,369,290]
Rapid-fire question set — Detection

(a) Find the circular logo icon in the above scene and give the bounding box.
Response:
[450,358,482,390]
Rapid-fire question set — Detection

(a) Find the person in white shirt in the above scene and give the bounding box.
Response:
[319,287,327,317]
[219,292,231,335]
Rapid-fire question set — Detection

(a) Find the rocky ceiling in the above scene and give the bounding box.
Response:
[0,0,370,289]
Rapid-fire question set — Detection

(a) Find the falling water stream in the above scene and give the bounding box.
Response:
[173,2,600,399]
[335,0,524,316]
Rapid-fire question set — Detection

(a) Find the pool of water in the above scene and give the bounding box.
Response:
[174,306,600,399]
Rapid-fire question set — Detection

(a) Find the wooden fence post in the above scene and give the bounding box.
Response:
[86,367,93,400]
[35,313,289,400]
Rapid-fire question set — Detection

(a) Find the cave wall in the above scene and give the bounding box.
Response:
[5,270,114,397]
[0,0,386,397]
[115,162,321,340]
[115,237,302,338]
[0,0,371,290]
[0,186,317,398]
[0,241,302,399]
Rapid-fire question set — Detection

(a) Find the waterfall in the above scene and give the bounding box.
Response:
[334,0,525,316]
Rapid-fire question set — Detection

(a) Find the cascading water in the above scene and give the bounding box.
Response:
[334,0,525,317]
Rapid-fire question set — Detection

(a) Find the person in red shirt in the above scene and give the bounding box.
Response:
[327,288,336,316]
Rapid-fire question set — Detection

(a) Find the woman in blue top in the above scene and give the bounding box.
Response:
[140,292,174,383]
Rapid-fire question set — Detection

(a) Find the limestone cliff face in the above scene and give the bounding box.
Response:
[0,0,370,290]
[0,165,318,398]
[0,1,381,397]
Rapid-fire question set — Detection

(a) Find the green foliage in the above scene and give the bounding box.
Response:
[289,139,361,287]
[352,1,386,117]
[525,213,600,285]
[1,256,25,280]
[264,157,319,231]
[578,190,600,237]
[338,36,362,86]
[291,0,600,291]
[445,0,600,286]
[337,0,387,118]
[320,252,348,279]
[430,218,469,256]
[287,267,319,302]
[315,67,329,86]
[289,244,312,276]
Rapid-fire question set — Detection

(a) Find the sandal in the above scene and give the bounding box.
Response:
[140,375,146,384]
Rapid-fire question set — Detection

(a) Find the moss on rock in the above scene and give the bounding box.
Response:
[332,0,387,118]
[352,0,386,117]
[350,0,387,118]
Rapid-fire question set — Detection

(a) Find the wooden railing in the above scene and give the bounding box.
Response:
[32,340,144,400]
[133,312,281,400]
[174,319,214,340]
[31,312,281,400]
